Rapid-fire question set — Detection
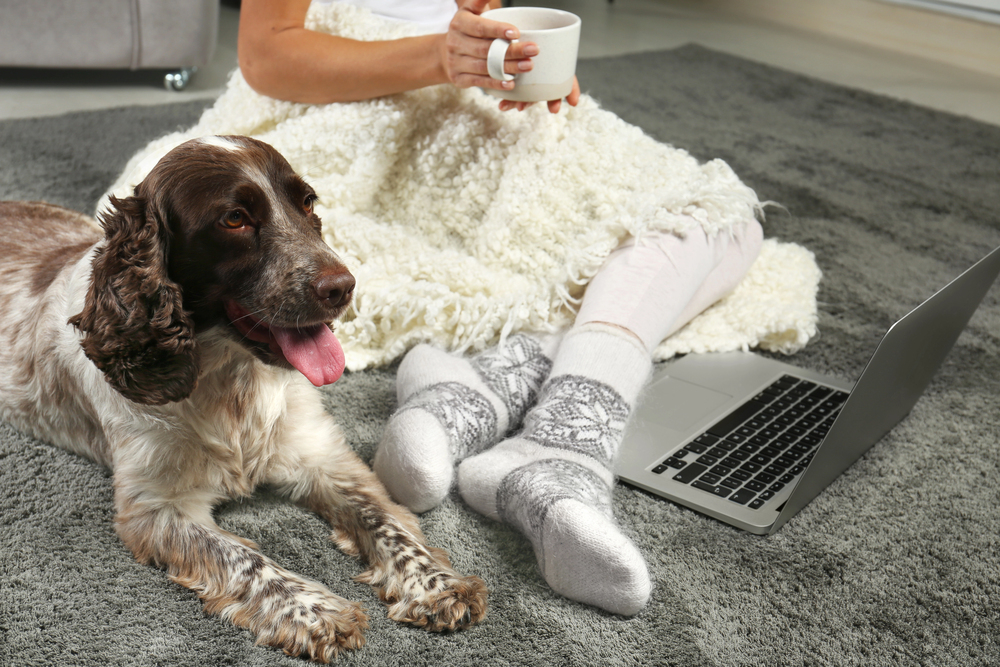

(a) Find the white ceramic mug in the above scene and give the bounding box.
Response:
[481,7,581,103]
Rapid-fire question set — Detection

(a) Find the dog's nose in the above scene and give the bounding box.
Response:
[313,271,355,309]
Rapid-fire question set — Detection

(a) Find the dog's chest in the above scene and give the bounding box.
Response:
[183,365,295,496]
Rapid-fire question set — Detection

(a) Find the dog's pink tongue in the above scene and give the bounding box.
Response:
[270,324,346,386]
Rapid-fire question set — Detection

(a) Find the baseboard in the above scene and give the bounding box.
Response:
[697,0,1000,77]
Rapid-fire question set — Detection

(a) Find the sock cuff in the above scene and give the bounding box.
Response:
[396,345,511,434]
[498,331,561,359]
[550,324,652,403]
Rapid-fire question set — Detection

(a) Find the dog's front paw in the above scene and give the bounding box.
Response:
[384,570,488,632]
[245,583,369,662]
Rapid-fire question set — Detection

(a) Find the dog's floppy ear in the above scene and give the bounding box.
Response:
[69,194,199,405]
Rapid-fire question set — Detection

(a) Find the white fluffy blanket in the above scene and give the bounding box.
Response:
[102,3,820,370]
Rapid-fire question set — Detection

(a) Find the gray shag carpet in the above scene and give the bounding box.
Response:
[2,45,999,667]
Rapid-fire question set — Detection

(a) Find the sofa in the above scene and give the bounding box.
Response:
[0,0,219,90]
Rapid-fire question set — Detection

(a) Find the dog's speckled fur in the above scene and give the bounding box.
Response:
[0,137,487,662]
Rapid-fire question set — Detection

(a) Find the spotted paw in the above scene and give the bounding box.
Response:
[385,571,488,632]
[251,584,369,663]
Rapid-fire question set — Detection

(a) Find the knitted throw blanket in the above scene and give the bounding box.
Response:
[102,3,820,370]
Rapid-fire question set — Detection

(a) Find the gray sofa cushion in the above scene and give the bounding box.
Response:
[0,0,218,69]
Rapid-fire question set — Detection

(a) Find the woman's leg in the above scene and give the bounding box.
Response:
[458,219,763,615]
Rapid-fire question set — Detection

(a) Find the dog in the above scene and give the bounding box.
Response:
[0,135,487,661]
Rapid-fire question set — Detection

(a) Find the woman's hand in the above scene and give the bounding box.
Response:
[441,0,536,93]
[442,0,580,114]
[497,76,581,114]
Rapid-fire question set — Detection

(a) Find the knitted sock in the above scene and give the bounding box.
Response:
[374,333,558,513]
[457,325,653,616]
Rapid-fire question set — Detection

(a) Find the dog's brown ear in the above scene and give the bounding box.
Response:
[69,195,199,405]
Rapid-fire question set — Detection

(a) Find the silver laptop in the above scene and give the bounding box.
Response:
[617,244,1000,535]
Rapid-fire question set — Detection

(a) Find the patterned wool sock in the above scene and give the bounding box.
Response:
[457,324,653,616]
[374,333,558,513]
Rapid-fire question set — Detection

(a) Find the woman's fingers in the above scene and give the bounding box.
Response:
[451,3,517,43]
[445,3,542,89]
[566,76,581,106]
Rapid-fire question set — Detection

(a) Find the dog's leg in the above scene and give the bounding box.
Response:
[114,486,368,662]
[272,428,488,631]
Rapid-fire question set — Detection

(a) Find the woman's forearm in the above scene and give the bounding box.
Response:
[238,0,450,104]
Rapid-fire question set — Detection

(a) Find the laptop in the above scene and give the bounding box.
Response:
[617,244,1000,535]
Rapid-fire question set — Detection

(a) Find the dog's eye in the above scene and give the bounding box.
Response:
[304,194,317,213]
[222,210,245,229]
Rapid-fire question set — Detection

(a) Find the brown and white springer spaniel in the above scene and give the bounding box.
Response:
[0,136,486,661]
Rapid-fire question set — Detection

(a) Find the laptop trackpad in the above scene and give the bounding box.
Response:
[640,377,733,432]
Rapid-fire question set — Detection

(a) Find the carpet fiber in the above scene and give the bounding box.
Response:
[2,45,999,666]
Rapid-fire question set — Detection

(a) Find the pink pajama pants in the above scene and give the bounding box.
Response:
[575,219,764,353]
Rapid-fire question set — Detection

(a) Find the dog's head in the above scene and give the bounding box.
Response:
[70,136,355,405]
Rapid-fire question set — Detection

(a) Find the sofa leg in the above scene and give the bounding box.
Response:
[164,67,196,91]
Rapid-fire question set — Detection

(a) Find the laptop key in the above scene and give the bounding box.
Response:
[775,375,799,388]
[775,456,797,469]
[694,433,719,447]
[692,480,733,498]
[748,498,766,509]
[729,489,757,505]
[700,473,722,485]
[706,400,768,438]
[684,442,709,454]
[777,432,799,444]
[799,435,822,447]
[672,463,708,484]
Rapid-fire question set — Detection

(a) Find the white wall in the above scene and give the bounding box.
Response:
[885,0,1000,25]
[698,0,1000,77]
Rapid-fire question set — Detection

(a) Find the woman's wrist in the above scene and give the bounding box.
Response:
[421,32,453,89]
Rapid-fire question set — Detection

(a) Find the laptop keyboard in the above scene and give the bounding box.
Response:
[651,375,849,510]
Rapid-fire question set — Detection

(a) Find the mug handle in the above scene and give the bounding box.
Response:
[487,38,515,82]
